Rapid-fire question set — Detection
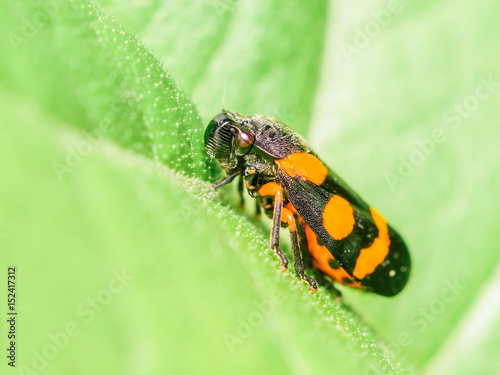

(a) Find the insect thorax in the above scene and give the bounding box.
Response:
[242,154,277,192]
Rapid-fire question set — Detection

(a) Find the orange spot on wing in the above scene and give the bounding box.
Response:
[304,225,364,289]
[323,195,355,240]
[353,208,390,279]
[277,153,327,185]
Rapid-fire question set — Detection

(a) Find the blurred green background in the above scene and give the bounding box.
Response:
[1,0,499,374]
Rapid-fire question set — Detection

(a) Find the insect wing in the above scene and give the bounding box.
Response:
[276,159,410,296]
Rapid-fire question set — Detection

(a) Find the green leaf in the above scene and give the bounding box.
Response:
[0,0,207,177]
[1,0,499,374]
[0,91,403,374]
[99,0,328,134]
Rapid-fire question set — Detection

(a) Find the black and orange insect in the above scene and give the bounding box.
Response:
[205,110,410,296]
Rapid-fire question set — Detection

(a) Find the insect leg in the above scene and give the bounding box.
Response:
[237,174,245,209]
[282,209,317,293]
[213,169,241,189]
[255,199,261,219]
[312,269,342,300]
[297,221,312,269]
[270,186,289,271]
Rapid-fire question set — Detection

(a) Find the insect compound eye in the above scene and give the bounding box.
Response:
[235,130,254,152]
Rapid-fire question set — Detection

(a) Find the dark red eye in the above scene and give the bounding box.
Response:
[236,131,254,149]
